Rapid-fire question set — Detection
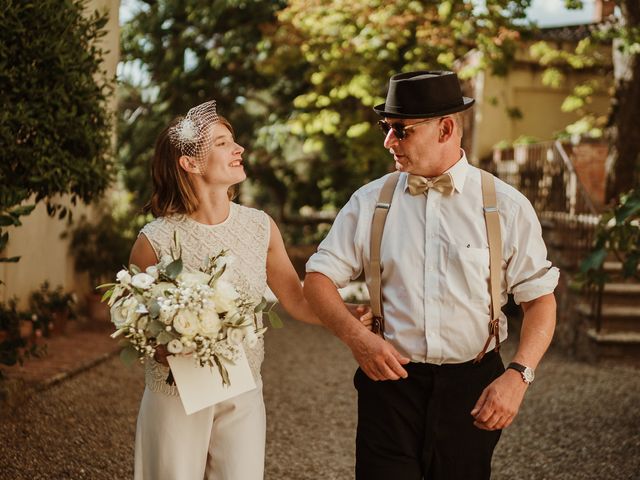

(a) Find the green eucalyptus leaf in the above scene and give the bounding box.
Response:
[254,297,268,313]
[120,344,139,367]
[156,331,175,345]
[146,320,165,337]
[165,258,183,280]
[267,310,284,329]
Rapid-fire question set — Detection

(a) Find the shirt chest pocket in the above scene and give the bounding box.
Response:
[446,246,491,305]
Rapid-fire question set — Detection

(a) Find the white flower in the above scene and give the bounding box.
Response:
[178,118,198,142]
[150,282,174,300]
[145,266,159,279]
[167,339,184,354]
[110,296,141,329]
[212,279,240,313]
[159,306,175,325]
[116,269,131,285]
[199,309,222,336]
[173,310,199,336]
[131,273,155,290]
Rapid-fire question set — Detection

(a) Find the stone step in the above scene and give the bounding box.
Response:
[601,283,640,306]
[575,303,640,334]
[586,329,640,365]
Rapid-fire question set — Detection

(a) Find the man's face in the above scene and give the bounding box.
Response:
[382,117,444,175]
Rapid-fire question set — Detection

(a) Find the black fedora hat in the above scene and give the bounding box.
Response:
[374,70,474,119]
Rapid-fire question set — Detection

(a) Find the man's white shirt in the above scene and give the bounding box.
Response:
[306,153,559,364]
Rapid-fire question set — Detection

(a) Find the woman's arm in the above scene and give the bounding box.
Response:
[266,217,323,325]
[129,234,158,270]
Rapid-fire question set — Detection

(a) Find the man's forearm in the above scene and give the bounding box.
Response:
[303,272,368,344]
[513,293,556,369]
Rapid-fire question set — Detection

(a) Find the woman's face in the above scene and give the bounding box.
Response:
[200,122,246,186]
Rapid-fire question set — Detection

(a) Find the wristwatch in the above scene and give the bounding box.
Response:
[507,362,535,384]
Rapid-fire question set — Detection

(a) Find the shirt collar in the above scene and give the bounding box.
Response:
[402,149,469,195]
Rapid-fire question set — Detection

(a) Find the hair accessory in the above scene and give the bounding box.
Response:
[169,100,219,174]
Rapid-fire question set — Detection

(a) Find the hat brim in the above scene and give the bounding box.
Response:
[373,97,475,118]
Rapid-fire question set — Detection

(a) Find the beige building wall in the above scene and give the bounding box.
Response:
[0,0,120,308]
[471,66,611,163]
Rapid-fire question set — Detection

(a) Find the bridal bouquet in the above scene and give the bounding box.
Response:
[99,233,267,386]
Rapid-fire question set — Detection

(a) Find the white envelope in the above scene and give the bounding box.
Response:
[167,346,256,415]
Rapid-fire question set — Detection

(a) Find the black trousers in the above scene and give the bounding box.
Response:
[354,351,504,480]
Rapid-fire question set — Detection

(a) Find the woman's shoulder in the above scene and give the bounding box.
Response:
[139,215,187,239]
[232,203,269,224]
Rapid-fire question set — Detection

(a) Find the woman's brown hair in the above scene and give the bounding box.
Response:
[145,116,236,217]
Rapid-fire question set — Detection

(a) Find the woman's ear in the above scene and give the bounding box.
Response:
[178,155,199,174]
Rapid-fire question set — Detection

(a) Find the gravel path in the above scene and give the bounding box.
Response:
[1,310,639,479]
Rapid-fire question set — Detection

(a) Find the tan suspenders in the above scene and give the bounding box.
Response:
[367,170,502,362]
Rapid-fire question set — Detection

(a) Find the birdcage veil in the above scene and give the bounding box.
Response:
[168,100,219,174]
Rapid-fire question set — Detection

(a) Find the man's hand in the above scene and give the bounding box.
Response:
[350,330,410,381]
[470,369,528,430]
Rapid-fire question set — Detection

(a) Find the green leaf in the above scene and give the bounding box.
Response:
[148,300,161,318]
[165,258,183,280]
[119,344,139,367]
[580,247,607,273]
[254,297,268,313]
[156,331,174,345]
[615,197,640,224]
[146,320,164,336]
[267,310,284,329]
[0,216,16,227]
[213,355,231,387]
[101,289,113,302]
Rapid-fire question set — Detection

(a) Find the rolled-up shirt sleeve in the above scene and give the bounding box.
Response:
[305,193,366,289]
[505,195,560,304]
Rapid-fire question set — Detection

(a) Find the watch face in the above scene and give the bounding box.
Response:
[523,367,535,383]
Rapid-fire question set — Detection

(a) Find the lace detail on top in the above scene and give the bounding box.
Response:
[139,202,270,396]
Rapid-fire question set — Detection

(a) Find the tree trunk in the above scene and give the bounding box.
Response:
[605,0,640,201]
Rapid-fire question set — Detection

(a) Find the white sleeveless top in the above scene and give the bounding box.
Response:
[139,202,270,396]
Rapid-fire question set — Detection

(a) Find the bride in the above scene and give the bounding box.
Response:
[129,100,371,479]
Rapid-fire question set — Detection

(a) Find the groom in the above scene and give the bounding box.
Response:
[303,71,558,480]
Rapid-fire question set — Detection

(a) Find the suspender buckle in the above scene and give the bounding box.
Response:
[376,202,390,210]
[372,316,385,336]
[483,206,497,213]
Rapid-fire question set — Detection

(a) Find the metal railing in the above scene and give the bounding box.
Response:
[492,140,604,328]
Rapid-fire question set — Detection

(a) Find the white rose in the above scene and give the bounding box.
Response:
[173,310,199,336]
[212,280,240,313]
[159,306,175,325]
[199,309,222,336]
[150,282,174,300]
[167,339,184,354]
[178,271,210,287]
[116,269,131,285]
[131,273,155,290]
[110,296,141,329]
[145,266,159,279]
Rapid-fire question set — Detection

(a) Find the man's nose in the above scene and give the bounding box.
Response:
[383,129,398,150]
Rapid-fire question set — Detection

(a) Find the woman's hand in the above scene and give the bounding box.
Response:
[346,303,374,330]
[154,344,170,366]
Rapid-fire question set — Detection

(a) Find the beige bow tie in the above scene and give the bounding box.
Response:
[407,173,455,196]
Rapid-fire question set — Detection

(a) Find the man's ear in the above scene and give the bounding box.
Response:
[178,155,199,174]
[438,117,455,143]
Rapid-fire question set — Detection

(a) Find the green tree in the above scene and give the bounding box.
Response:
[118,0,287,211]
[0,0,114,264]
[253,0,532,216]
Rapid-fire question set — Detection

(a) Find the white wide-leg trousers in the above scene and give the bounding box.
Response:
[134,380,266,480]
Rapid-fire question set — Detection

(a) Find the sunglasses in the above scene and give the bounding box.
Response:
[377,117,441,140]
